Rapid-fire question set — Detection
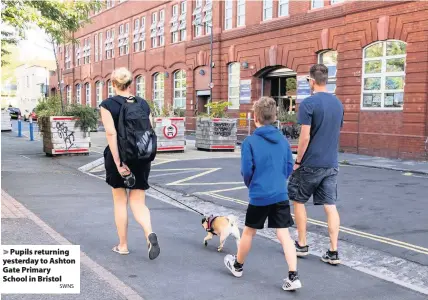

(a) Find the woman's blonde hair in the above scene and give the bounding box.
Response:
[111,67,133,91]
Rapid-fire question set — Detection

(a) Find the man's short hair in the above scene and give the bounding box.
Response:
[309,64,329,85]
[253,97,277,125]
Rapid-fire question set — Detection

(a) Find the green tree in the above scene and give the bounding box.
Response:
[2,0,103,111]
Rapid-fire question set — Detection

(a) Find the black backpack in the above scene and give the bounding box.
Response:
[113,96,157,165]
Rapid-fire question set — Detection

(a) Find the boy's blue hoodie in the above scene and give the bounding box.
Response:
[241,125,294,206]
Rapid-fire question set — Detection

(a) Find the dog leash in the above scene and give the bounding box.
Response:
[150,185,205,216]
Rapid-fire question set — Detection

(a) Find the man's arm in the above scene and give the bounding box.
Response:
[295,125,311,169]
[294,102,313,169]
[241,140,254,187]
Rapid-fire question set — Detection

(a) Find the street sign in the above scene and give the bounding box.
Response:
[163,124,178,139]
[239,79,251,104]
[239,112,247,127]
[296,75,311,103]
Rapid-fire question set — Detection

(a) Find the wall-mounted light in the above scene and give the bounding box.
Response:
[165,72,169,78]
[199,69,205,76]
[242,62,249,69]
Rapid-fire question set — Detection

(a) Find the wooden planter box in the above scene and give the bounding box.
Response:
[153,117,185,152]
[195,117,237,151]
[41,116,90,156]
[1,111,12,131]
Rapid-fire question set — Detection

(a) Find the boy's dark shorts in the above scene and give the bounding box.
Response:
[288,166,338,205]
[245,201,294,229]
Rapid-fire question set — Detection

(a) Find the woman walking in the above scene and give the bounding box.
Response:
[99,67,160,260]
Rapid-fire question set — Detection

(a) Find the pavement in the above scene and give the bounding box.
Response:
[2,127,428,299]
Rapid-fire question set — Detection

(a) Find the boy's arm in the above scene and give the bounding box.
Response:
[241,140,254,187]
[285,143,294,178]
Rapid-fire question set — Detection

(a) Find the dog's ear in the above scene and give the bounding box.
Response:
[201,217,207,224]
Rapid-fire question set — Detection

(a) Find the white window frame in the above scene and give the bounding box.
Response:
[237,0,245,27]
[153,73,165,109]
[228,63,240,109]
[225,0,233,30]
[98,32,103,62]
[173,70,186,109]
[141,17,146,51]
[95,34,99,62]
[83,38,91,64]
[66,86,71,103]
[96,81,103,106]
[107,80,114,97]
[180,1,187,41]
[151,12,158,48]
[75,43,81,66]
[75,84,81,104]
[311,0,324,9]
[136,76,145,98]
[65,45,71,69]
[263,0,273,21]
[331,0,345,4]
[278,0,289,17]
[318,50,338,94]
[85,83,91,106]
[361,40,407,110]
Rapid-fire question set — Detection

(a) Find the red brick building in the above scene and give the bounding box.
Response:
[50,0,428,160]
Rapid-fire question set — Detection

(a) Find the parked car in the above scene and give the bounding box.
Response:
[23,109,37,121]
[7,107,21,119]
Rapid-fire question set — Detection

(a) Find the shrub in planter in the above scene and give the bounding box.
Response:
[196,101,237,151]
[36,96,98,156]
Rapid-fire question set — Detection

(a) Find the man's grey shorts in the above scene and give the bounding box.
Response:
[288,167,338,205]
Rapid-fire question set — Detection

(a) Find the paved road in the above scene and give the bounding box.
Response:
[2,132,428,299]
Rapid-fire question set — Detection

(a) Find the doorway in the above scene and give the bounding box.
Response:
[196,90,210,115]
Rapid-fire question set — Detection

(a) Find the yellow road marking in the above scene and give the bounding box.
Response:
[202,192,428,255]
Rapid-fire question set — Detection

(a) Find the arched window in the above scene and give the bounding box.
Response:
[96,81,103,106]
[228,63,240,109]
[75,84,81,104]
[66,85,71,104]
[107,80,114,97]
[362,40,406,109]
[85,83,91,106]
[318,50,337,94]
[153,73,165,109]
[136,76,145,98]
[173,70,186,109]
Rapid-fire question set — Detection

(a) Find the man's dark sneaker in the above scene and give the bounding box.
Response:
[295,241,309,257]
[321,250,341,265]
[147,232,160,260]
[224,254,243,278]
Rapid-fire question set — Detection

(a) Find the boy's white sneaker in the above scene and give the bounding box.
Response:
[224,254,243,278]
[282,276,302,291]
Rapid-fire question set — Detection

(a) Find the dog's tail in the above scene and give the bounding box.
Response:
[228,215,238,227]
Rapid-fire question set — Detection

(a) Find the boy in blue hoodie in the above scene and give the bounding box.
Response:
[224,97,301,291]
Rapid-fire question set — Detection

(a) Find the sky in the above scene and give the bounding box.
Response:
[18,26,55,61]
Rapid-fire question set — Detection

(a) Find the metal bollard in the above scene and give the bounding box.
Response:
[29,118,34,141]
[17,116,22,137]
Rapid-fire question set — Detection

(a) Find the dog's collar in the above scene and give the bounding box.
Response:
[206,215,218,235]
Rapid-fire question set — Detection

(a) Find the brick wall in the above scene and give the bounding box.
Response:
[56,0,428,160]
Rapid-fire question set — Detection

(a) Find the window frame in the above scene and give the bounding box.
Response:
[224,0,233,30]
[228,63,240,110]
[85,83,91,106]
[66,85,71,103]
[96,81,103,107]
[263,0,273,21]
[278,0,289,17]
[135,76,145,98]
[318,50,338,95]
[75,84,81,104]
[173,70,186,109]
[237,0,245,27]
[153,73,165,109]
[360,40,407,110]
[311,0,324,9]
[107,80,114,97]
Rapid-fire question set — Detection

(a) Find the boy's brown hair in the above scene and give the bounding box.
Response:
[253,97,277,125]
